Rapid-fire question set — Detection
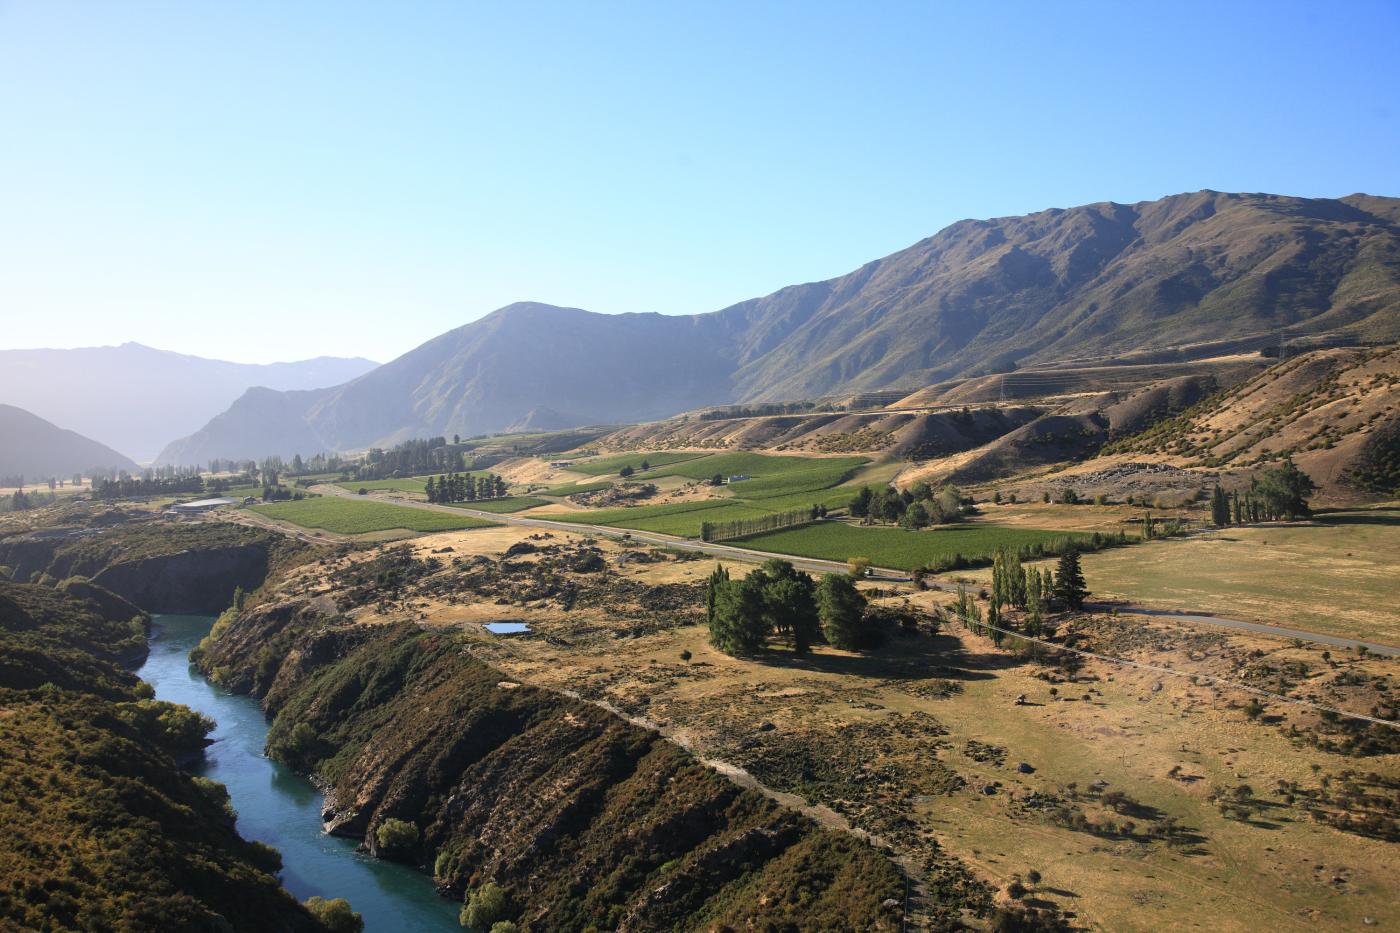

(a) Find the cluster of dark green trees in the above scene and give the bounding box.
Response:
[424,472,507,503]
[704,559,874,656]
[2,488,57,512]
[1209,459,1317,526]
[699,505,828,542]
[92,474,206,499]
[849,481,967,528]
[953,548,1088,644]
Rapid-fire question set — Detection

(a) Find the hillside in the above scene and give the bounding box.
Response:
[1100,344,1400,494]
[0,342,376,461]
[161,190,1400,463]
[0,404,140,479]
[0,581,324,932]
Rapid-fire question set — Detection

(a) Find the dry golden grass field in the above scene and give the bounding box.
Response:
[275,524,1399,931]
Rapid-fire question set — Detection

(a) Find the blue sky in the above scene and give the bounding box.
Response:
[1,1,1397,364]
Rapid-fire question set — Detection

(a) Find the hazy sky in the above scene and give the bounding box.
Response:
[2,1,1397,365]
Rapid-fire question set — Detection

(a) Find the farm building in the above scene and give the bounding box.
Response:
[170,497,240,514]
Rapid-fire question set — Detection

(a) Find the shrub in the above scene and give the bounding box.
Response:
[305,896,364,933]
[460,882,509,929]
[117,699,215,756]
[375,818,419,855]
[270,721,322,769]
[190,776,237,822]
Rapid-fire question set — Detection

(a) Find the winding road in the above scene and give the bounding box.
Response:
[239,483,1400,657]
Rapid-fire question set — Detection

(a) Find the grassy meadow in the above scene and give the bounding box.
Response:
[1078,506,1400,644]
[251,497,497,534]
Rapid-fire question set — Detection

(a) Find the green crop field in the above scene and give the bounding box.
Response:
[734,521,1087,571]
[444,496,551,513]
[564,501,780,536]
[537,478,616,497]
[336,477,431,495]
[543,452,870,536]
[251,498,497,534]
[335,473,507,497]
[563,451,710,476]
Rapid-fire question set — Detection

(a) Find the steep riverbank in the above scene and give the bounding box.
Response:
[0,520,298,614]
[141,614,459,931]
[0,581,324,932]
[199,596,909,931]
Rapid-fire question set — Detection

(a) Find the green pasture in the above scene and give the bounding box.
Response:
[444,496,551,513]
[562,451,711,476]
[734,521,1088,571]
[251,498,497,535]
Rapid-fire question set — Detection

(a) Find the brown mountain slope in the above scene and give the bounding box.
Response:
[1100,344,1400,491]
[160,190,1400,463]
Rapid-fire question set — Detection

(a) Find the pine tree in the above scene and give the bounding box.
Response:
[708,573,767,656]
[817,573,867,650]
[755,559,820,653]
[1007,549,1027,609]
[425,476,437,503]
[1210,484,1230,527]
[1232,490,1243,525]
[1053,549,1089,610]
[705,564,729,625]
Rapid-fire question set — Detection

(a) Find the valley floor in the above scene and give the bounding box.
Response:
[265,523,1399,932]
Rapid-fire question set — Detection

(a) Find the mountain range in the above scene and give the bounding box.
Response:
[0,404,141,480]
[0,343,377,462]
[155,190,1400,464]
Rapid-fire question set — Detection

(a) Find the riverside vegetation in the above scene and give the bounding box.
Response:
[0,580,333,932]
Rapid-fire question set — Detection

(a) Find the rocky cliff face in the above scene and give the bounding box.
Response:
[0,521,295,614]
[87,544,269,614]
[199,599,912,932]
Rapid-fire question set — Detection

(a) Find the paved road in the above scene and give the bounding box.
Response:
[280,485,1400,657]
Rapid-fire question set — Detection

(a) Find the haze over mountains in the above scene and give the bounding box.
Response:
[0,343,377,462]
[0,404,140,479]
[149,190,1400,463]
